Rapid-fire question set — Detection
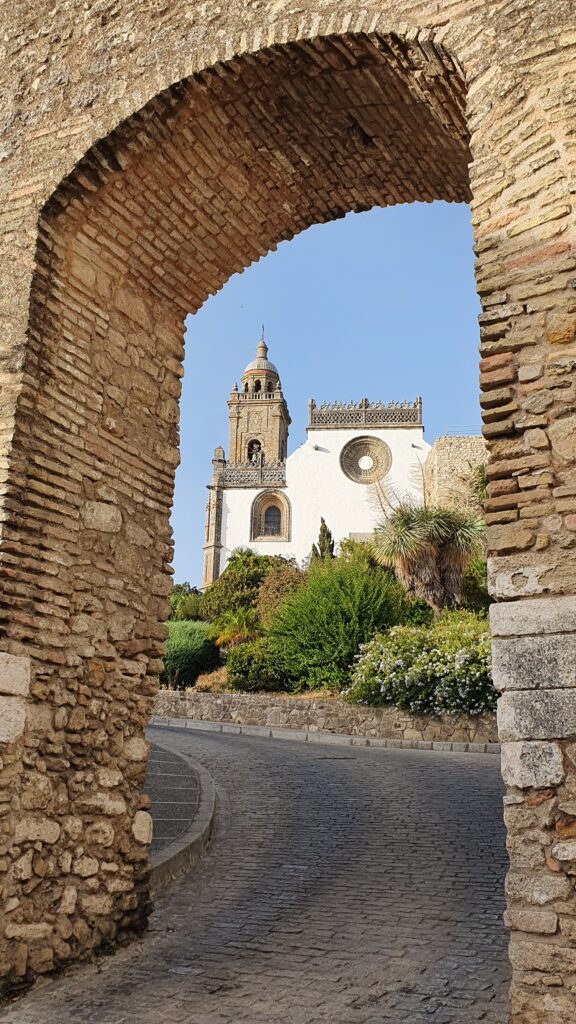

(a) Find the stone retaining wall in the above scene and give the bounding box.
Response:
[153,690,498,746]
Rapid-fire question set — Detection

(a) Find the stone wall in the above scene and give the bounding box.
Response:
[423,434,487,508]
[0,2,575,1019]
[153,690,498,747]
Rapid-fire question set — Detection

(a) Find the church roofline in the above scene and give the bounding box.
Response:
[307,397,423,430]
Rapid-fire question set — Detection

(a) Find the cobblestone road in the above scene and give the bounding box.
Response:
[2,727,510,1024]
[145,742,200,855]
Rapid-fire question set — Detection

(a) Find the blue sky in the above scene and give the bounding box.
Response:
[173,201,481,586]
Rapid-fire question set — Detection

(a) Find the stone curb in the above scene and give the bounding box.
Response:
[147,731,217,897]
[149,716,501,756]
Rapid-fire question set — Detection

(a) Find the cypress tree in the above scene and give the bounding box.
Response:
[310,517,335,561]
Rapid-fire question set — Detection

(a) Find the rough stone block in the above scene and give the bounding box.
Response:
[132,810,153,845]
[0,653,30,696]
[498,690,576,741]
[551,840,576,862]
[122,736,149,761]
[501,741,564,788]
[81,500,122,533]
[0,695,27,742]
[490,596,576,637]
[492,634,576,690]
[15,815,61,845]
[506,870,572,905]
[504,907,558,934]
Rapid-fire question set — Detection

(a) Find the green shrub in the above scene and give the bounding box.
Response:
[256,562,305,628]
[161,621,219,689]
[267,558,404,690]
[462,557,490,613]
[168,582,204,620]
[402,598,434,627]
[344,610,495,716]
[171,592,203,620]
[200,548,292,620]
[227,638,291,693]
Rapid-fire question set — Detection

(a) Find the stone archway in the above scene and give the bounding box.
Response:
[0,5,574,1022]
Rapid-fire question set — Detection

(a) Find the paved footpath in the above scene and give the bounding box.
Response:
[2,727,510,1024]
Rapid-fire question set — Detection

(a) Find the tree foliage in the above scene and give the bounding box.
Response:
[161,621,219,689]
[310,517,335,561]
[370,503,484,615]
[256,561,306,628]
[168,582,203,620]
[227,638,290,693]
[200,548,290,620]
[267,557,404,689]
[207,607,261,650]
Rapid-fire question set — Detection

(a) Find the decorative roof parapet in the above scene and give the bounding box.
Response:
[307,397,422,429]
[222,462,287,488]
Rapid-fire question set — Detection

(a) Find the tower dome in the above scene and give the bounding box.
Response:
[241,338,280,391]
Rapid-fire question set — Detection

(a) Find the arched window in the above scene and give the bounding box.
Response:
[247,439,263,465]
[266,380,274,393]
[254,379,261,392]
[250,491,291,542]
[263,505,281,536]
[244,382,249,393]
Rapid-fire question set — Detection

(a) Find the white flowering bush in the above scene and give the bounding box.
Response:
[344,611,496,716]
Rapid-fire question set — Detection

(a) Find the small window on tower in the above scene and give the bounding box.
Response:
[254,379,261,392]
[267,381,274,393]
[263,505,281,536]
[247,440,263,465]
[244,382,249,392]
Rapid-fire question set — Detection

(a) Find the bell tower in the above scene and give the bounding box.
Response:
[227,337,291,466]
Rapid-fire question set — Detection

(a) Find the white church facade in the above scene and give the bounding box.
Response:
[202,338,432,588]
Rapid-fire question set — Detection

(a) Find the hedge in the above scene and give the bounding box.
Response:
[160,621,220,689]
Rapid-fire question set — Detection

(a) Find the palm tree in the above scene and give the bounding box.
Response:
[370,503,484,615]
[207,607,261,650]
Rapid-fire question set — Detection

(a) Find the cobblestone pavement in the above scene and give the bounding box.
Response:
[145,742,200,855]
[2,727,510,1024]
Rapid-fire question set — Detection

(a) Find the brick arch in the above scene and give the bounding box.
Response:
[0,12,575,1024]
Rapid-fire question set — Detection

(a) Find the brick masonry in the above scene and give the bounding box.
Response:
[0,2,574,1020]
[153,690,499,747]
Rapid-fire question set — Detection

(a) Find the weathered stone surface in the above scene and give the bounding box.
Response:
[81,501,122,533]
[501,741,564,789]
[132,810,153,845]
[5,923,53,941]
[498,690,576,741]
[77,792,127,816]
[0,695,27,742]
[72,856,99,878]
[152,691,498,745]
[15,815,60,845]
[0,653,30,696]
[492,635,576,690]
[96,768,123,789]
[490,596,576,637]
[85,821,115,847]
[551,840,576,862]
[549,418,576,462]
[506,871,572,905]
[123,737,149,762]
[505,907,558,934]
[58,886,77,915]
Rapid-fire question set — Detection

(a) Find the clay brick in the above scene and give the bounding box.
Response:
[480,366,517,389]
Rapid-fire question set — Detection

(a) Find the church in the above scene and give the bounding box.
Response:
[201,338,432,588]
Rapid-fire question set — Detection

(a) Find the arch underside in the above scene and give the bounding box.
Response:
[3,21,576,1024]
